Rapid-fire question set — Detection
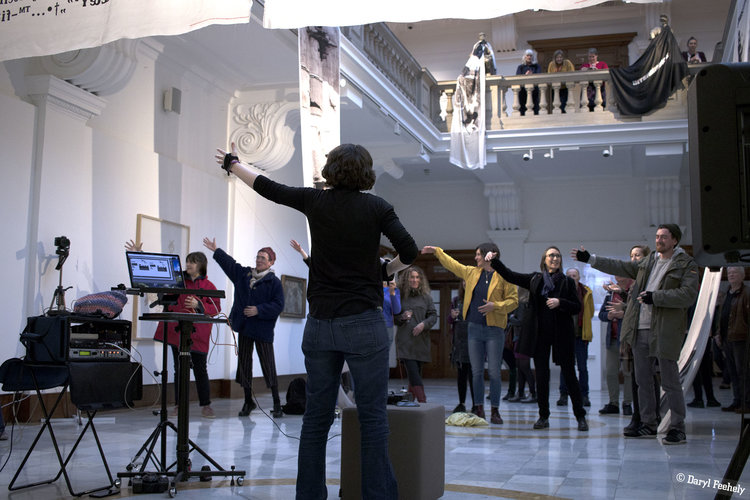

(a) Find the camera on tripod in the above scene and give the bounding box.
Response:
[55,236,70,251]
[48,236,72,315]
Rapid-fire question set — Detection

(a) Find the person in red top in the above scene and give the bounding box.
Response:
[580,48,609,110]
[154,251,221,419]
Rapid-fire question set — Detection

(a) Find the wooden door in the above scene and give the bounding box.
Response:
[421,283,457,379]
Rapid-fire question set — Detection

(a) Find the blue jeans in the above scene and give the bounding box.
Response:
[467,323,505,408]
[296,309,397,500]
[559,338,589,397]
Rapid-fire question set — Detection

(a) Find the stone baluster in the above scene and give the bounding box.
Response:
[523,83,534,116]
[511,86,521,116]
[538,83,548,115]
[499,82,507,119]
[593,81,604,111]
[444,88,454,133]
[551,82,562,115]
[489,82,501,130]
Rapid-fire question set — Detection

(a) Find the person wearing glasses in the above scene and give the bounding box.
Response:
[484,247,588,431]
[204,238,285,419]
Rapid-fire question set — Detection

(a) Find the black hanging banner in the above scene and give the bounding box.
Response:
[609,26,688,116]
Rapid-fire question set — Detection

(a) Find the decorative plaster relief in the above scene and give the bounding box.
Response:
[229,101,299,172]
[39,39,143,96]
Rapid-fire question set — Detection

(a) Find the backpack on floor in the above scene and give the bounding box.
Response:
[282,377,306,415]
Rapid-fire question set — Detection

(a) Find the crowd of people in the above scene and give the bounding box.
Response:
[142,139,743,499]
[512,36,706,115]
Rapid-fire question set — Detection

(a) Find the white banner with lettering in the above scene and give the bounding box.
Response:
[263,0,661,28]
[0,0,252,63]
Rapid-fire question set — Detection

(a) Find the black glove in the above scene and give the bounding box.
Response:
[381,258,394,282]
[576,249,591,263]
[222,153,239,176]
[640,291,654,305]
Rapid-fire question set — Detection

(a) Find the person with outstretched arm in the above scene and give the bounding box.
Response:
[216,142,417,500]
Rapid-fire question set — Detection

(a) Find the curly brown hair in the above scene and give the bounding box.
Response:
[398,265,431,297]
[321,144,376,190]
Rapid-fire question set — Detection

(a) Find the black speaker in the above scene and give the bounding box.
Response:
[23,316,68,363]
[689,63,750,267]
[69,361,143,410]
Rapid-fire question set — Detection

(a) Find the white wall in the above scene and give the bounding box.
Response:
[375,178,490,250]
[0,90,35,362]
[0,41,313,392]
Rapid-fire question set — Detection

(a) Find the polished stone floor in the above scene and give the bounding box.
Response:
[0,376,746,499]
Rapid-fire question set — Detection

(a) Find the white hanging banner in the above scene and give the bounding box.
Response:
[0,0,252,63]
[264,0,662,29]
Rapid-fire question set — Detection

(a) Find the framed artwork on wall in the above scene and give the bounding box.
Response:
[280,275,306,319]
[131,214,190,339]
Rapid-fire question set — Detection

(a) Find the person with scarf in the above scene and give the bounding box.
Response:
[204,237,285,418]
[484,246,588,431]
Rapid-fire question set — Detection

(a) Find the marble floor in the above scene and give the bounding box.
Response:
[0,376,746,499]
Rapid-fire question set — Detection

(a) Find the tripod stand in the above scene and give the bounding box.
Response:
[48,236,71,315]
[117,294,244,495]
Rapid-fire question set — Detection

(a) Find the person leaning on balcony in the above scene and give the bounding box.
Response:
[546,49,575,113]
[580,48,609,111]
[681,36,707,64]
[515,49,542,116]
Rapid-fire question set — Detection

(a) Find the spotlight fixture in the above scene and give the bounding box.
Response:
[544,148,555,159]
[522,149,533,161]
[602,145,613,158]
[394,122,401,135]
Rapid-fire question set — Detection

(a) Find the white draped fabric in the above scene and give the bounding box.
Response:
[263,0,662,29]
[0,0,252,62]
[450,56,486,170]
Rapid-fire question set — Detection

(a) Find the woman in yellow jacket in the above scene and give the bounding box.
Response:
[422,244,518,424]
[556,268,595,407]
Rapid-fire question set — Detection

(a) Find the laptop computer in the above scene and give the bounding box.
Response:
[126,251,185,290]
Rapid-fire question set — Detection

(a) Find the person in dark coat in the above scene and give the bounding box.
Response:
[485,246,588,431]
[204,238,285,418]
[515,49,542,115]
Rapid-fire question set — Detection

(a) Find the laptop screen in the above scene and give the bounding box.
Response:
[126,251,185,289]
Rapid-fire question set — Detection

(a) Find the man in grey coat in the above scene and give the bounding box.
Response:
[570,224,699,444]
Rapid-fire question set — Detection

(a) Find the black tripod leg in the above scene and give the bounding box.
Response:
[9,383,70,491]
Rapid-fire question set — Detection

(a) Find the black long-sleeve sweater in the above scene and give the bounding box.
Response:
[254,175,418,319]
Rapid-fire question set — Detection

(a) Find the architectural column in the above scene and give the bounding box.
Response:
[645,177,681,227]
[490,15,517,53]
[24,75,107,316]
[485,182,522,231]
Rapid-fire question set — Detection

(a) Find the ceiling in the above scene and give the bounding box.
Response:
[153,3,708,187]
